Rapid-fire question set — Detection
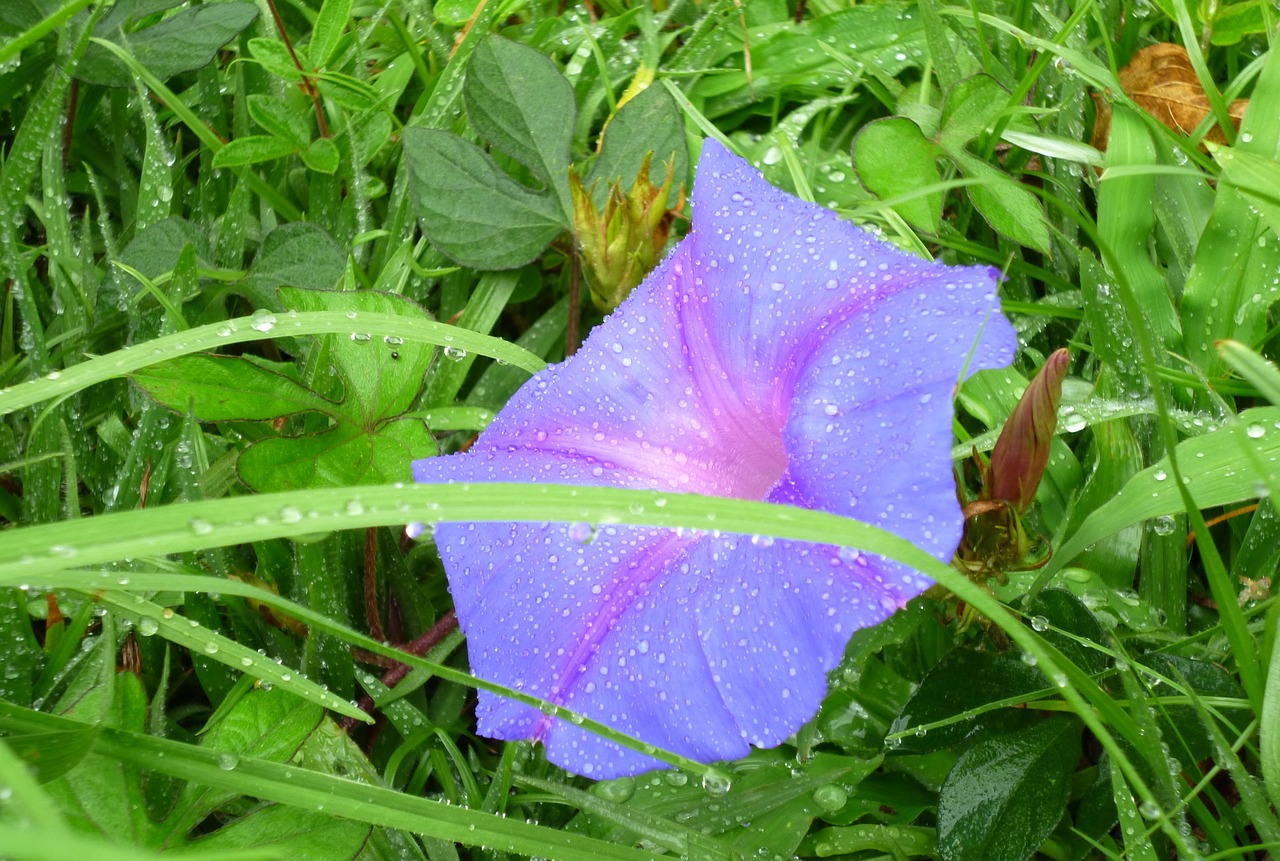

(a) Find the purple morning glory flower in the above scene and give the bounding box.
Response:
[412,139,1016,778]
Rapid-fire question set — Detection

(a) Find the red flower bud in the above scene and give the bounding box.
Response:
[984,348,1070,512]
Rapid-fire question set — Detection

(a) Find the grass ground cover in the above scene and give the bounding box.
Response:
[0,0,1278,859]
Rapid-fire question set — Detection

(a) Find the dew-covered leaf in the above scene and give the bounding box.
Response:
[169,688,324,833]
[189,805,371,859]
[891,648,1047,754]
[211,134,298,169]
[1050,406,1280,571]
[242,224,346,299]
[279,287,434,425]
[953,152,1051,252]
[938,75,1010,150]
[307,0,352,70]
[936,718,1079,861]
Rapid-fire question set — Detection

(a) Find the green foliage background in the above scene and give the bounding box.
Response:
[1,0,1279,859]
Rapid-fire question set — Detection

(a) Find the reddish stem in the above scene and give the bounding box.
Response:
[341,611,459,730]
[264,0,329,137]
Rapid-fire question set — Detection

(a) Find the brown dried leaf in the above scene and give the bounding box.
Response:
[1092,43,1249,151]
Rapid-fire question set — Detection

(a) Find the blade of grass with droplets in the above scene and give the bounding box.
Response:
[1219,339,1280,406]
[0,481,1197,848]
[0,311,543,417]
[424,271,520,406]
[5,565,727,783]
[94,591,369,723]
[1045,407,1280,573]
[1266,618,1280,809]
[0,702,670,861]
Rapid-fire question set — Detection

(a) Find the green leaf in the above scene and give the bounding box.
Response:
[301,137,340,174]
[119,218,214,281]
[1219,339,1280,405]
[936,718,1079,861]
[308,0,353,69]
[211,134,299,169]
[586,84,690,208]
[1210,1,1269,45]
[247,94,311,148]
[237,418,436,493]
[0,0,63,35]
[242,224,346,298]
[190,806,371,859]
[43,672,167,847]
[403,128,566,269]
[3,726,98,783]
[463,35,576,215]
[891,648,1047,754]
[1211,143,1280,235]
[170,688,324,833]
[852,117,942,232]
[1097,107,1182,370]
[77,3,259,88]
[1181,47,1280,373]
[542,749,878,860]
[434,0,483,27]
[227,289,439,493]
[279,288,433,424]
[1025,589,1108,675]
[938,75,1010,150]
[132,354,336,421]
[953,152,1051,252]
[247,36,301,81]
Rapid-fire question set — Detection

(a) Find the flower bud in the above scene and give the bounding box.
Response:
[571,153,684,312]
[984,348,1070,512]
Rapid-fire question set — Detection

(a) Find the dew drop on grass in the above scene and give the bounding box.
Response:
[1247,422,1265,439]
[189,518,214,536]
[217,753,239,771]
[812,784,847,813]
[592,776,637,803]
[249,309,277,332]
[137,617,159,637]
[443,346,467,361]
[701,772,731,797]
[1029,615,1050,632]
[663,771,689,787]
[1153,515,1176,536]
[1153,469,1168,482]
[204,641,219,655]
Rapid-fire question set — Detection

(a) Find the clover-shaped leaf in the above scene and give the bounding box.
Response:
[132,289,437,494]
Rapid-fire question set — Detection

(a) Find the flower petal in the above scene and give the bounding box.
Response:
[412,140,1017,778]
[423,514,930,777]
